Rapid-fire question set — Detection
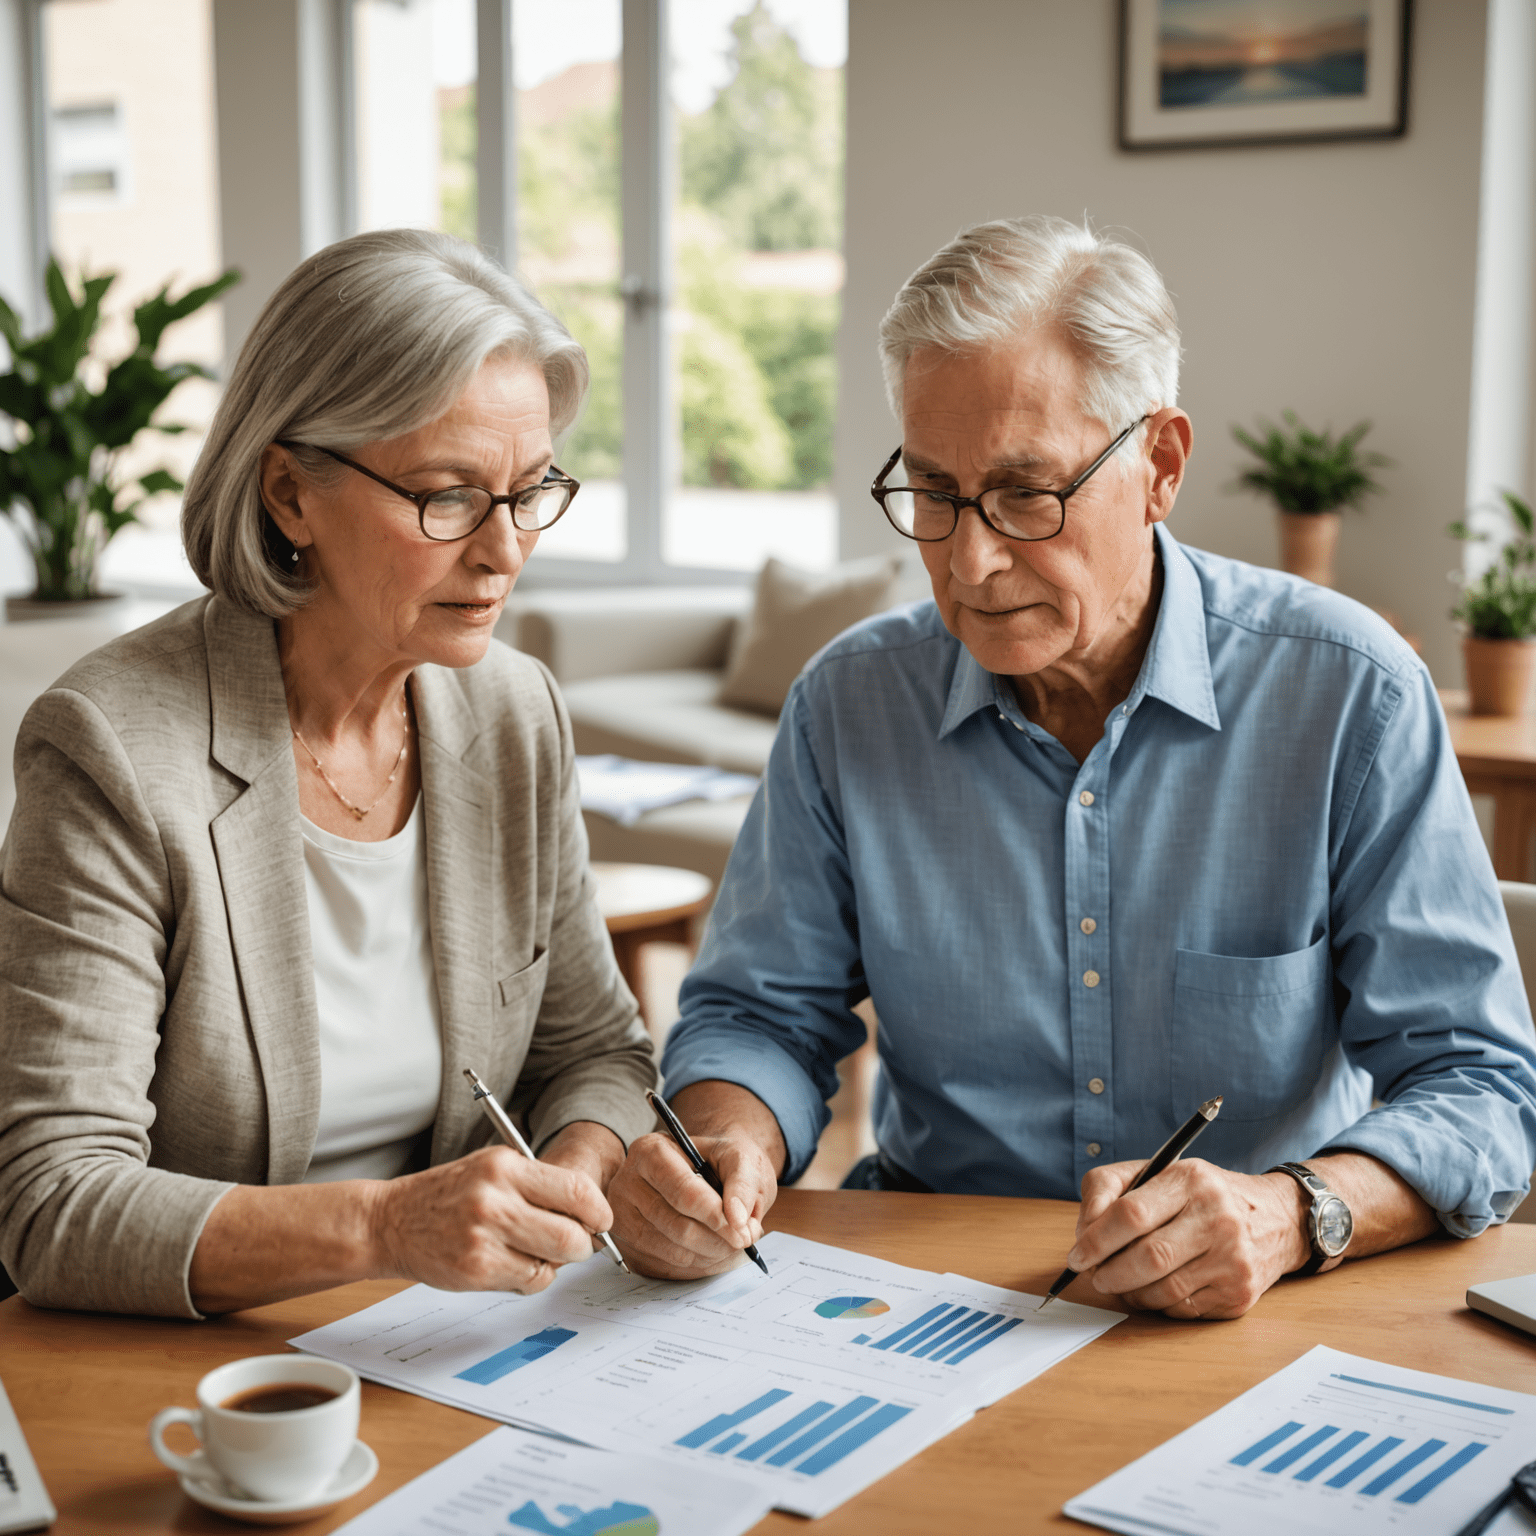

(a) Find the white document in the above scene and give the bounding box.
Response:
[576,755,759,825]
[293,1231,1121,1518]
[1065,1344,1536,1536]
[331,1425,769,1536]
[0,1373,55,1534]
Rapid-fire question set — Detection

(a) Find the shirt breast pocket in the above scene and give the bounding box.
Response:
[1171,935,1333,1124]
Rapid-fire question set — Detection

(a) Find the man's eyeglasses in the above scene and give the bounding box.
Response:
[275,441,580,542]
[870,416,1148,544]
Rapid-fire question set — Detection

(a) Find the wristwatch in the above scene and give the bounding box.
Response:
[1268,1161,1353,1276]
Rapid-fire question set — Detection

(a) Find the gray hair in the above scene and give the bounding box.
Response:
[183,228,589,617]
[878,216,1181,458]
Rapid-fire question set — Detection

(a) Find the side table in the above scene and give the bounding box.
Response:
[590,861,714,1028]
[1441,689,1536,880]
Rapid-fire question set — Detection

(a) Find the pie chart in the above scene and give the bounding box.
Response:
[815,1295,891,1320]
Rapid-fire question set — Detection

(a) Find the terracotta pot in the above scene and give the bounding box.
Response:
[1463,636,1536,716]
[1277,510,1342,587]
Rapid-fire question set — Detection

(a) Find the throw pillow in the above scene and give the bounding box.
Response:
[717,554,903,716]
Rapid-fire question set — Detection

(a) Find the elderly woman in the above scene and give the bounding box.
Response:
[0,229,657,1317]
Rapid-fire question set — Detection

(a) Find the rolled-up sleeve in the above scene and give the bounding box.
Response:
[1326,665,1536,1234]
[661,684,868,1181]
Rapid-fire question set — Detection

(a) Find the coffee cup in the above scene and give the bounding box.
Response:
[148,1355,360,1503]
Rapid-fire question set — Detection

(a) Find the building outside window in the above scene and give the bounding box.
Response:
[37,0,223,598]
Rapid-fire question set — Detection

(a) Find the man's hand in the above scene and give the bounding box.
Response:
[1068,1151,1441,1320]
[608,1082,786,1278]
[1068,1158,1311,1319]
[368,1145,615,1295]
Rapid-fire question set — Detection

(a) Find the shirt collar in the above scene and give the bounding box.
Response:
[936,523,1221,740]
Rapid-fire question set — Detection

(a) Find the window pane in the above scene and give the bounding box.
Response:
[665,0,844,572]
[355,0,477,237]
[43,0,222,595]
[514,0,625,563]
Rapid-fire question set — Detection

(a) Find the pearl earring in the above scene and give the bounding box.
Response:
[291,544,300,564]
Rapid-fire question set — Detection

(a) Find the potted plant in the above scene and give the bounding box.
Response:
[1448,490,1536,716]
[1231,411,1390,587]
[0,258,238,619]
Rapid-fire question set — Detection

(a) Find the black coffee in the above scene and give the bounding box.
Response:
[221,1383,340,1414]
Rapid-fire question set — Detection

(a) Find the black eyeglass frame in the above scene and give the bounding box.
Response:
[870,415,1150,544]
[275,441,581,541]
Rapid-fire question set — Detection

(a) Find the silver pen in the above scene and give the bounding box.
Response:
[463,1067,630,1274]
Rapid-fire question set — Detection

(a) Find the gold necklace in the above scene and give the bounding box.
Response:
[292,701,410,821]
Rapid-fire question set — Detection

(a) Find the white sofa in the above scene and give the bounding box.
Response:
[500,587,775,882]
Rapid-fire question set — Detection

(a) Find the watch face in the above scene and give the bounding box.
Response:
[1316,1195,1353,1256]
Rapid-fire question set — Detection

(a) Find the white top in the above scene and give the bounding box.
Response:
[299,797,444,1184]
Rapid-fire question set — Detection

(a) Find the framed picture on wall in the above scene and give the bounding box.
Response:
[1119,0,1412,151]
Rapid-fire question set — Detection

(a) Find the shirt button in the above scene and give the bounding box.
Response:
[1087,1142,1102,1157]
[1078,790,1094,806]
[1088,1076,1105,1094]
[1080,917,1096,934]
[1083,970,1100,988]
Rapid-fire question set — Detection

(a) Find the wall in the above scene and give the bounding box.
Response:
[212,0,351,360]
[1466,0,1536,549]
[835,0,1490,683]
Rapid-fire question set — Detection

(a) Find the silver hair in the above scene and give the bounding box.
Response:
[878,216,1181,461]
[183,228,589,617]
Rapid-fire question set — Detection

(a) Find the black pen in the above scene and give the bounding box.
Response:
[647,1089,769,1276]
[1037,1094,1223,1310]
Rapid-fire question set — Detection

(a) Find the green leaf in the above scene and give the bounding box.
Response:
[0,291,20,352]
[1501,489,1534,537]
[136,468,182,496]
[1229,413,1391,513]
[132,267,240,355]
[43,259,74,325]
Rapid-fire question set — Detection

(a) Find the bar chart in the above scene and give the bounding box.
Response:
[675,1387,914,1478]
[1065,1346,1536,1536]
[863,1302,1023,1365]
[1230,1419,1489,1504]
[454,1326,578,1386]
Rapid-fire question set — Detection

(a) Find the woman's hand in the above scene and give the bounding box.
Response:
[369,1145,615,1294]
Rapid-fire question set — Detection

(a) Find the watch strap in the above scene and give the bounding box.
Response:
[1268,1161,1330,1276]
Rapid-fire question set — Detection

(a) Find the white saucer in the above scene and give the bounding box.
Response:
[176,1441,379,1525]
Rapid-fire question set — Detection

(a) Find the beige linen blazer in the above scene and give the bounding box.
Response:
[0,596,657,1317]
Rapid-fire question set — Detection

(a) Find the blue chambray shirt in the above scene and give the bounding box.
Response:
[661,526,1536,1235]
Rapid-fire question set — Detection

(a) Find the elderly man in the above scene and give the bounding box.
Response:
[608,216,1536,1319]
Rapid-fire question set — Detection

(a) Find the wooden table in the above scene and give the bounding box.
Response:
[1442,689,1536,880]
[590,861,713,1024]
[4,1192,1534,1534]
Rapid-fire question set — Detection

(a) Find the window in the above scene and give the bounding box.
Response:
[42,0,222,597]
[354,0,478,238]
[505,0,846,581]
[511,0,626,564]
[52,102,129,203]
[665,0,843,573]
